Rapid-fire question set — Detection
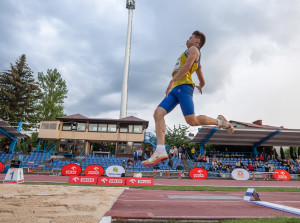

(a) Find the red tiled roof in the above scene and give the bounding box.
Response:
[56,114,87,120]
[119,116,148,122]
[231,120,285,130]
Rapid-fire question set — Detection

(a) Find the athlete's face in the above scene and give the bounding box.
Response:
[186,35,199,48]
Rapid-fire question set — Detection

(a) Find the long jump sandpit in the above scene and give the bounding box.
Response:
[0,184,125,223]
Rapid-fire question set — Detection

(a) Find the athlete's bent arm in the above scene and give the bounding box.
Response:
[195,65,205,94]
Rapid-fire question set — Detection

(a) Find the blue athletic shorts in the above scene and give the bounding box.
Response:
[158,84,194,116]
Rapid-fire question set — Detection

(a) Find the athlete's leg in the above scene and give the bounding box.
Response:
[153,107,167,145]
[184,114,218,126]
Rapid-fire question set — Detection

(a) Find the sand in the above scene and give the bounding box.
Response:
[0,184,125,223]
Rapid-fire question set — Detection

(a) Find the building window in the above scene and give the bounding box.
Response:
[108,124,117,132]
[98,124,108,132]
[41,123,57,130]
[120,124,128,133]
[89,123,98,132]
[62,123,72,131]
[133,125,143,133]
[77,123,86,132]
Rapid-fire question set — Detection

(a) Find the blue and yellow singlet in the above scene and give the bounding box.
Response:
[172,47,201,89]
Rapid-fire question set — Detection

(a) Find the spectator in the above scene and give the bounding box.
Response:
[127,159,133,166]
[258,154,264,161]
[287,165,296,174]
[236,160,241,168]
[178,146,183,159]
[4,145,9,154]
[191,147,196,159]
[28,144,32,154]
[254,155,259,162]
[169,147,175,157]
[176,163,184,173]
[197,154,202,162]
[201,156,207,163]
[264,161,270,172]
[181,144,186,160]
[145,147,151,157]
[174,146,178,157]
[228,163,234,172]
[206,156,210,163]
[240,161,245,169]
[133,150,138,163]
[221,163,228,171]
[296,155,300,165]
[297,167,300,174]
[168,157,173,170]
[121,160,127,169]
[247,161,256,171]
[138,148,143,161]
[142,152,147,161]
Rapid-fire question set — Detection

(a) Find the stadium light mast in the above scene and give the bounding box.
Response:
[120,0,135,118]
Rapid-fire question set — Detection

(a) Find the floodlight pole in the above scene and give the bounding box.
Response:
[120,0,135,118]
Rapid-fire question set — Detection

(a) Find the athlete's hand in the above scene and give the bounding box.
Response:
[196,83,204,94]
[166,79,175,98]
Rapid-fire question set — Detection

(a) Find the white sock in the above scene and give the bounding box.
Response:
[156,145,165,152]
[217,119,222,127]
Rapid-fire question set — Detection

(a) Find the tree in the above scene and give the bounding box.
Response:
[0,54,42,130]
[165,124,190,147]
[36,69,68,121]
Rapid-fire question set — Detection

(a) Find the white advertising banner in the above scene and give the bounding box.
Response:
[231,168,250,181]
[105,165,125,177]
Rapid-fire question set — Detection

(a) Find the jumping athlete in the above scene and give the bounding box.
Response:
[142,31,234,167]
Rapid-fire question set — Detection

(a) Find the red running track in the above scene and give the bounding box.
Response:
[105,190,300,220]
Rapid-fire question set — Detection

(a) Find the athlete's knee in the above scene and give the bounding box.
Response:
[185,117,198,126]
[153,107,166,120]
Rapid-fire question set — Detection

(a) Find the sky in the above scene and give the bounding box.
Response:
[1,0,300,134]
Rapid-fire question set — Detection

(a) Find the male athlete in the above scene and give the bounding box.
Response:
[142,31,234,167]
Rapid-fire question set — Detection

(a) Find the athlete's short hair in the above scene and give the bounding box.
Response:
[193,31,206,48]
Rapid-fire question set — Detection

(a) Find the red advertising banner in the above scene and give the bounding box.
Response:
[97,177,126,185]
[273,169,291,181]
[61,164,82,176]
[126,177,154,186]
[0,162,4,173]
[189,168,208,180]
[68,176,98,184]
[84,165,104,176]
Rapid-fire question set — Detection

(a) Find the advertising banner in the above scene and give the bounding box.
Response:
[231,168,250,180]
[61,164,82,176]
[0,162,4,173]
[68,176,98,184]
[105,165,125,177]
[273,169,291,181]
[97,177,126,185]
[189,168,208,180]
[84,165,104,176]
[125,177,154,186]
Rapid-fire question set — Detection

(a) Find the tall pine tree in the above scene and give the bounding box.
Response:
[0,54,42,130]
[36,68,68,121]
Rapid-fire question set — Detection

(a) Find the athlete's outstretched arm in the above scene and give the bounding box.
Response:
[165,46,199,97]
[195,65,205,94]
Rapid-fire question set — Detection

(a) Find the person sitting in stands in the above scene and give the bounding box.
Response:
[127,159,133,166]
[121,160,127,169]
[228,163,234,172]
[247,161,256,171]
[176,163,184,173]
[264,161,270,172]
[197,154,202,162]
[206,156,210,163]
[235,160,241,168]
[221,163,228,171]
[258,154,264,161]
[240,161,245,169]
[254,155,259,162]
[287,165,296,174]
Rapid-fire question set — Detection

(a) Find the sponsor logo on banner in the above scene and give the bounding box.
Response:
[61,164,82,176]
[231,168,250,180]
[126,177,154,186]
[189,168,208,180]
[105,165,125,177]
[68,176,97,184]
[0,162,4,173]
[273,169,291,181]
[97,177,126,185]
[84,165,104,176]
